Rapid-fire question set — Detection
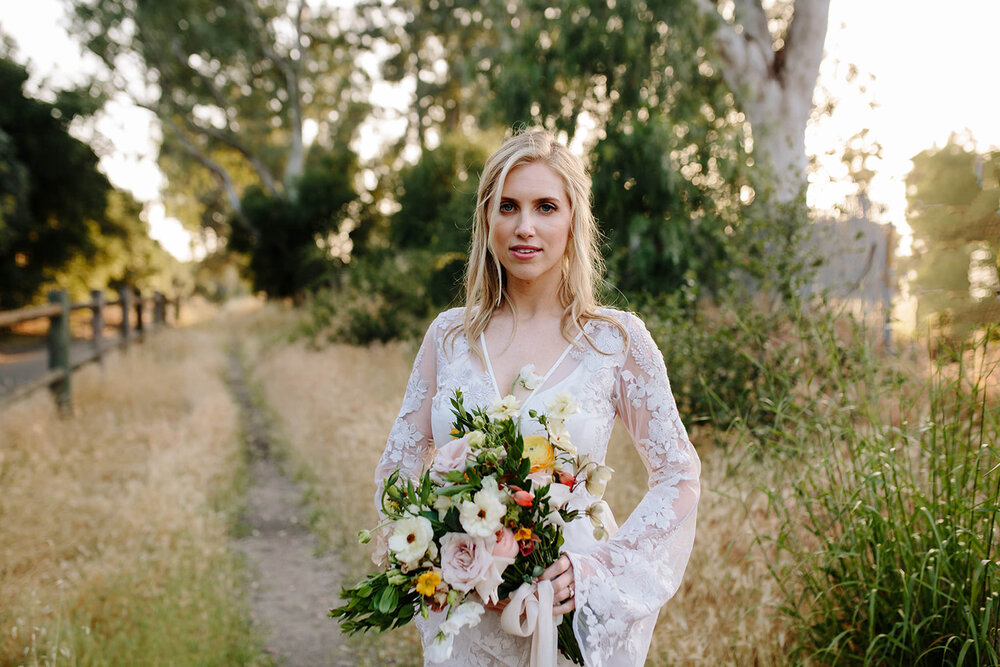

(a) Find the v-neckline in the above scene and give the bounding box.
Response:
[480,330,583,402]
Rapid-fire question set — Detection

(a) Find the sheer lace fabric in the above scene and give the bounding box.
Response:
[374,308,701,666]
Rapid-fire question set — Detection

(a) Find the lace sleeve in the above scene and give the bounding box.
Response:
[565,312,701,666]
[373,315,440,509]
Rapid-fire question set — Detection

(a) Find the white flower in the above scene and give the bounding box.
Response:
[487,394,521,421]
[426,600,485,662]
[440,599,484,635]
[459,483,507,537]
[425,632,455,663]
[432,494,453,520]
[548,425,576,455]
[387,516,433,567]
[516,363,544,391]
[545,392,580,421]
[585,464,614,498]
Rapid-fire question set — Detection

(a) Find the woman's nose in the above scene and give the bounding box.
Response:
[514,213,535,237]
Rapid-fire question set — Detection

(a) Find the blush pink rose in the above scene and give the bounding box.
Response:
[440,532,493,593]
[431,435,471,483]
[492,527,519,560]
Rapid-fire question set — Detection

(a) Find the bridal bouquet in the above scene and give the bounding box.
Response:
[330,387,613,664]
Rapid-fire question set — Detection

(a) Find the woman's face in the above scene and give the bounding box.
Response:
[489,160,572,294]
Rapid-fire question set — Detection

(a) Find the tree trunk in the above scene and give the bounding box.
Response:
[700,0,832,203]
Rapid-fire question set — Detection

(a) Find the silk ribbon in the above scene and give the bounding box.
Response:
[500,579,561,667]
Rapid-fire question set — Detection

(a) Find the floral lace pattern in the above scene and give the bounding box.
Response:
[374,308,701,666]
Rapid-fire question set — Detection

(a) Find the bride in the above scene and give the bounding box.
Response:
[374,129,701,666]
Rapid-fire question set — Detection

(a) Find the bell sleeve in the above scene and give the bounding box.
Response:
[373,314,440,516]
[565,312,701,666]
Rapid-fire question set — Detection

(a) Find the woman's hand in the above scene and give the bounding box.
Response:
[483,596,511,613]
[539,554,575,615]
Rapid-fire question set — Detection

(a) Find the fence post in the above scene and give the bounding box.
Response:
[47,289,71,414]
[119,287,132,343]
[91,289,104,363]
[134,290,145,337]
[153,291,165,327]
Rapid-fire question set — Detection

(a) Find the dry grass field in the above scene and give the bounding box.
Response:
[3,301,992,665]
[0,318,267,665]
[250,304,791,665]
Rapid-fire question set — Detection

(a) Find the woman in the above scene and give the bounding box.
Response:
[374,130,701,666]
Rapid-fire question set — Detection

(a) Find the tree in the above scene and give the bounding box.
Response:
[70,0,369,296]
[0,55,116,309]
[697,0,831,203]
[906,139,1000,340]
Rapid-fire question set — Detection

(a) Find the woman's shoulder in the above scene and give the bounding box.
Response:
[589,306,647,333]
[424,307,466,342]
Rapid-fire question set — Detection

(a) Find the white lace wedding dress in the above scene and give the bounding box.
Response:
[374,307,701,666]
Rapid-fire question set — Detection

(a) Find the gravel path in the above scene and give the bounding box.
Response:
[227,342,354,666]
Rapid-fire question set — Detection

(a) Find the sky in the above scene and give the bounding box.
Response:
[2,0,999,262]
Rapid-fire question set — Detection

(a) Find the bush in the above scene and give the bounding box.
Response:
[299,249,464,345]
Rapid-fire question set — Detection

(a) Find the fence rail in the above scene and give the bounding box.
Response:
[0,288,180,413]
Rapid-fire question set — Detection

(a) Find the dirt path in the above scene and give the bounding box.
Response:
[227,342,354,666]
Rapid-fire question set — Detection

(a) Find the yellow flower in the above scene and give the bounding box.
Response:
[514,527,533,541]
[522,435,555,473]
[415,570,442,597]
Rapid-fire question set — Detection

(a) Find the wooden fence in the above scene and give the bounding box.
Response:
[0,288,179,413]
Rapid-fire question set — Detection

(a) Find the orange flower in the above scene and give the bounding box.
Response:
[514,527,533,541]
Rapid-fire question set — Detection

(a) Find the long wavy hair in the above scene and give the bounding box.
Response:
[451,129,627,358]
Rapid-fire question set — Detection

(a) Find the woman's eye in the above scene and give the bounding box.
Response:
[499,202,515,213]
[539,202,556,213]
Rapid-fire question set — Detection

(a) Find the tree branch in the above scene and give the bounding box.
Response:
[162,117,251,230]
[162,36,280,194]
[693,0,771,95]
[181,116,280,194]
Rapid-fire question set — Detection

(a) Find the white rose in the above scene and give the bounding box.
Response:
[387,515,433,567]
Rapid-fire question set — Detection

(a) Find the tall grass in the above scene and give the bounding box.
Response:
[0,323,268,665]
[746,317,1000,665]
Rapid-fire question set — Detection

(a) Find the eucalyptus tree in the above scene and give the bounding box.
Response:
[481,0,831,297]
[70,0,369,295]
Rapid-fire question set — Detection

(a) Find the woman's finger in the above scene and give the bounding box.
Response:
[538,555,571,581]
[552,597,575,615]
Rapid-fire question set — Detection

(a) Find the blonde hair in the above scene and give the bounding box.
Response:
[452,129,626,356]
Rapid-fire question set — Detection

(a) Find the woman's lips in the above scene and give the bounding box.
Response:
[510,246,541,258]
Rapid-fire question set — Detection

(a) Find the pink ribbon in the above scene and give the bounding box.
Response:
[500,580,560,667]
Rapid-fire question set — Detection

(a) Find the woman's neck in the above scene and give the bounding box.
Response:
[503,280,563,321]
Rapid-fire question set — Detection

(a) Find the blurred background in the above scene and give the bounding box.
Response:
[1,1,998,665]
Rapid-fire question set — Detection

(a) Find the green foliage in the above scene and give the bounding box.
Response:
[906,139,1000,341]
[229,147,357,299]
[0,53,170,309]
[734,313,1000,664]
[299,248,449,345]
